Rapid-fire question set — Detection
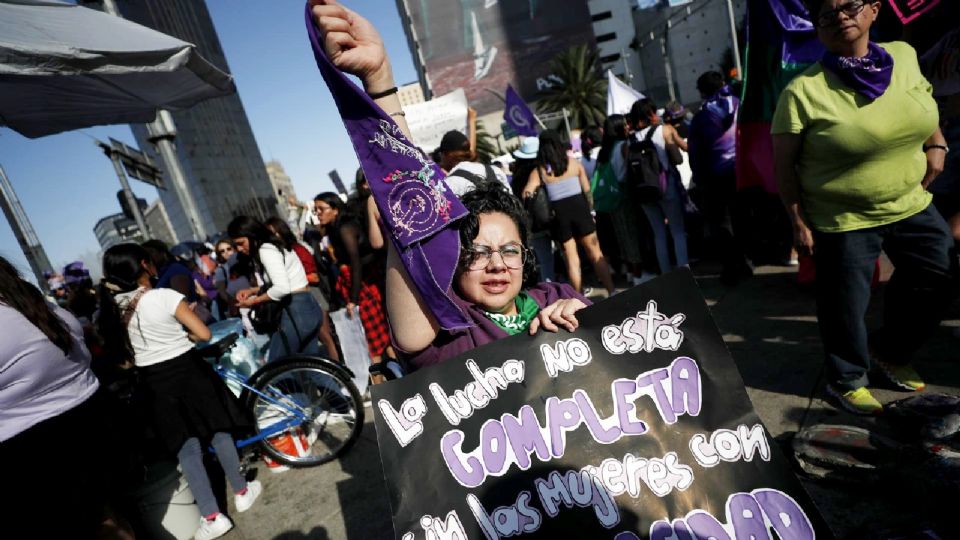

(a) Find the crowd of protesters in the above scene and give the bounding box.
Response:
[2,1,958,538]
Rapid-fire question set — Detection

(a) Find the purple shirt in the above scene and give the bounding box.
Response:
[399,282,590,371]
[689,88,739,182]
[0,303,99,442]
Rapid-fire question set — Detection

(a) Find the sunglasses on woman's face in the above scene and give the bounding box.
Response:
[816,0,868,28]
[218,247,233,255]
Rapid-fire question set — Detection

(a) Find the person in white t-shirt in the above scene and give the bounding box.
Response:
[438,130,511,196]
[97,243,261,540]
[228,215,323,362]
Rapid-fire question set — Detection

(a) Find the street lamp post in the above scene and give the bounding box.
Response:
[147,110,207,241]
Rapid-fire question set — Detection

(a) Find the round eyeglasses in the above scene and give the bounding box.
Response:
[462,244,526,271]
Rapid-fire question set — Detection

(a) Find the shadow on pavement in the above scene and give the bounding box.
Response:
[273,526,330,540]
[695,263,960,539]
[335,415,395,539]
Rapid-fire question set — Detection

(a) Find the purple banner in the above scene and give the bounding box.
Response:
[304,4,470,330]
[504,85,538,138]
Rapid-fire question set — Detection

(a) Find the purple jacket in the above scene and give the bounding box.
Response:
[399,282,590,371]
[688,86,739,182]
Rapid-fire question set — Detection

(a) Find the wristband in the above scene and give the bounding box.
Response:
[923,144,949,153]
[366,86,398,100]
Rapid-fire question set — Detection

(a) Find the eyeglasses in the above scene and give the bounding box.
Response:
[217,247,233,255]
[462,243,526,271]
[815,0,868,28]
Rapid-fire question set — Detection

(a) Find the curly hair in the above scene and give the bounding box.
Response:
[457,183,539,287]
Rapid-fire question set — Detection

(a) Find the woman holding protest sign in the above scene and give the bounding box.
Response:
[309,0,591,370]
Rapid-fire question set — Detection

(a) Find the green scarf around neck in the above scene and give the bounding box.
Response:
[483,292,540,335]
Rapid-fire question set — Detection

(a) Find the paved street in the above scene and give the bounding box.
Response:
[224,263,960,539]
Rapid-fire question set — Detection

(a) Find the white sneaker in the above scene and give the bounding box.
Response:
[234,480,262,513]
[194,513,233,540]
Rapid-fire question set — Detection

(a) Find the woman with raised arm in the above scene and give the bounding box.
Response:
[772,0,954,415]
[309,0,591,369]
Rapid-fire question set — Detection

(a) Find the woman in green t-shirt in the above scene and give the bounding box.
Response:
[771,0,954,415]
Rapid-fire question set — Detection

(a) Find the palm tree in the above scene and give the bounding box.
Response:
[537,45,607,129]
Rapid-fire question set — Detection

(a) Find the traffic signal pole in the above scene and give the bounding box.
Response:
[98,141,150,241]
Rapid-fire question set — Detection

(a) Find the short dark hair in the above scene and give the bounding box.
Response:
[696,71,726,97]
[141,239,172,270]
[628,98,658,128]
[457,183,538,287]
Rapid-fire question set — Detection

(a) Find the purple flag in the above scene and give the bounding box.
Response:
[304,5,470,330]
[503,85,538,138]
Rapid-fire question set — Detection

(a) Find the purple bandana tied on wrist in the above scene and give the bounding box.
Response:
[304,4,471,330]
[821,41,894,101]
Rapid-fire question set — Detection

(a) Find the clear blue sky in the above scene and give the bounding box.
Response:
[0,0,417,282]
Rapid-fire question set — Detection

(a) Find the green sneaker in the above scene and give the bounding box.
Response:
[827,385,883,415]
[877,361,926,391]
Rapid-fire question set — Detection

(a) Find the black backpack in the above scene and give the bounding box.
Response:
[625,125,665,203]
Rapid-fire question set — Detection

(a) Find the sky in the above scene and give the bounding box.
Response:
[0,0,417,282]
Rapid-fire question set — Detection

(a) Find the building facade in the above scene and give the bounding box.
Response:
[93,213,144,251]
[121,0,278,241]
[396,0,597,115]
[397,82,426,108]
[633,0,746,106]
[589,0,645,90]
[143,198,178,247]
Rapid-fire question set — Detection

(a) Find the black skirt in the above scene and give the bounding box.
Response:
[136,349,252,455]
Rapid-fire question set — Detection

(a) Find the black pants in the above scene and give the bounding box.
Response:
[813,204,958,390]
[697,171,751,280]
[1,391,110,538]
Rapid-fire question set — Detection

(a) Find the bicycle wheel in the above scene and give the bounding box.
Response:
[246,359,363,467]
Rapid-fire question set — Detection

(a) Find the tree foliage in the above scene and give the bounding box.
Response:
[537,45,607,129]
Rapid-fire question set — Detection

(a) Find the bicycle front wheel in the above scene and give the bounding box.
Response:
[246,360,364,467]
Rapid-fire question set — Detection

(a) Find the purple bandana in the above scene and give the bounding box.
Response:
[821,42,894,100]
[304,5,471,330]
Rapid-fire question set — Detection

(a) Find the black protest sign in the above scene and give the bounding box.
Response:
[372,269,832,539]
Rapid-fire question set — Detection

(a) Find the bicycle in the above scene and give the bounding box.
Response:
[196,332,364,467]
